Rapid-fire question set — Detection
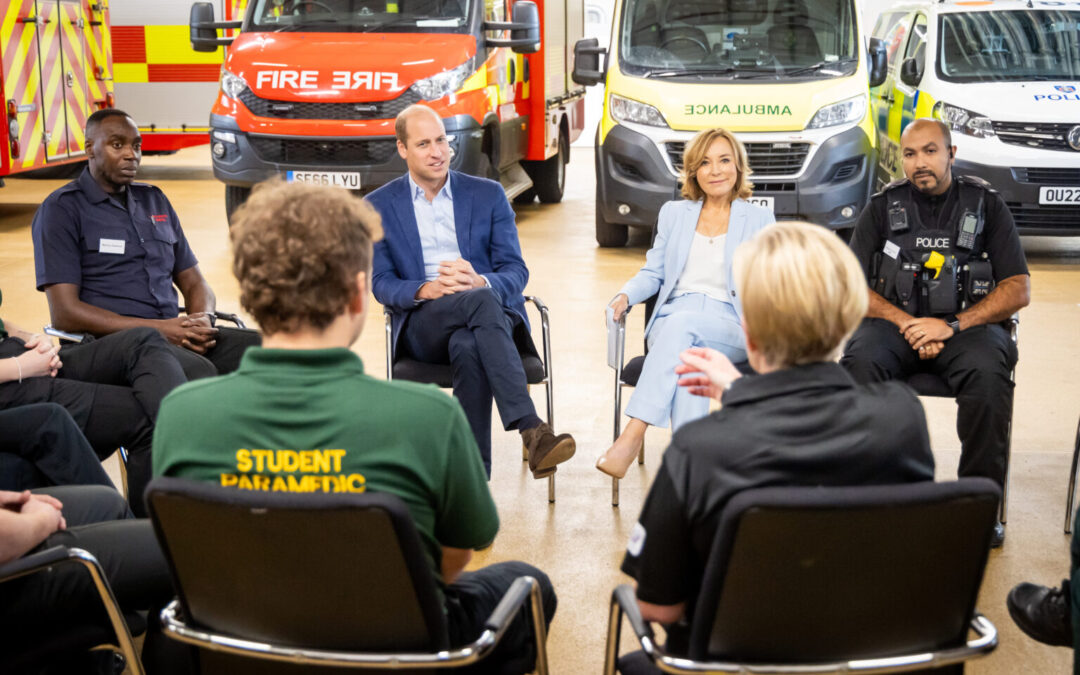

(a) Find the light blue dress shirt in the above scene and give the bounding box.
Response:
[409,174,462,282]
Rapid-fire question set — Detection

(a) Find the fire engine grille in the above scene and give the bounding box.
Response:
[992,122,1077,152]
[1012,167,1080,185]
[665,141,811,176]
[249,136,398,166]
[1006,201,1080,230]
[238,87,421,120]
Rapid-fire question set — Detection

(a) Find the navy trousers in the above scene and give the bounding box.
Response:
[400,288,537,474]
[0,403,114,490]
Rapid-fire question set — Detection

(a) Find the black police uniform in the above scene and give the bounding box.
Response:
[841,174,1028,490]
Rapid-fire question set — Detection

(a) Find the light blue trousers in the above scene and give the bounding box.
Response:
[624,293,746,431]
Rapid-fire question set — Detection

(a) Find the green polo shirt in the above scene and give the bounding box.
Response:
[152,347,499,589]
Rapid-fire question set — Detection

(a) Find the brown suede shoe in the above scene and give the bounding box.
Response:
[521,423,576,478]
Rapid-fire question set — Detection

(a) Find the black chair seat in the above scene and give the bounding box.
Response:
[394,354,546,387]
[905,373,953,398]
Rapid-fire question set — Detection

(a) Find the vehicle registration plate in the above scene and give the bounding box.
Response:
[747,196,775,212]
[1039,186,1080,205]
[286,171,362,189]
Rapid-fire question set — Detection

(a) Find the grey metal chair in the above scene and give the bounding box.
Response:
[147,476,550,673]
[1062,414,1080,534]
[607,295,657,507]
[605,479,1001,675]
[384,295,557,502]
[0,546,145,674]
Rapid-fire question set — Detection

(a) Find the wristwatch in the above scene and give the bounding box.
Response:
[945,314,960,335]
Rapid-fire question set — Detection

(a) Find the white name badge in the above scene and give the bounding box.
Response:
[99,238,126,255]
[883,240,900,259]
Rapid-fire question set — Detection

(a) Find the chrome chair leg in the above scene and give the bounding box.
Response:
[1066,414,1080,534]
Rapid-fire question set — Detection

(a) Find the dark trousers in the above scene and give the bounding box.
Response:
[168,326,262,380]
[0,403,114,490]
[446,561,557,675]
[0,486,171,668]
[0,327,187,516]
[840,317,1017,488]
[400,288,537,472]
[1071,506,1080,673]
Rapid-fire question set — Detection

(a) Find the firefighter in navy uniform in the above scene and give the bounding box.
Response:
[841,119,1030,546]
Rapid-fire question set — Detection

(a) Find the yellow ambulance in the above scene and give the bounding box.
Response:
[870,0,1080,235]
[572,0,888,246]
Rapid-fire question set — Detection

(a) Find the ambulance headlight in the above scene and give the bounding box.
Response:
[806,95,866,129]
[609,94,668,128]
[411,61,474,101]
[933,101,995,139]
[220,68,248,101]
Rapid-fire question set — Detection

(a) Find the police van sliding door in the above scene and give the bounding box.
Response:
[34,0,91,160]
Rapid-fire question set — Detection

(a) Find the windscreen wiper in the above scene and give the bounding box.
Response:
[644,66,737,78]
[783,58,857,76]
[273,18,340,32]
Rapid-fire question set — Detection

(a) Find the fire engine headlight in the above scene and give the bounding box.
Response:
[220,68,249,101]
[806,94,866,129]
[609,94,667,128]
[933,101,995,139]
[410,61,474,101]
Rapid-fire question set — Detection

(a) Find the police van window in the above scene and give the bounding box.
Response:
[871,11,904,42]
[902,14,927,78]
[938,9,1080,82]
[617,0,858,79]
[250,0,471,32]
[879,13,910,72]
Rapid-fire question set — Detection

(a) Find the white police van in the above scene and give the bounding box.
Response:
[870,0,1080,235]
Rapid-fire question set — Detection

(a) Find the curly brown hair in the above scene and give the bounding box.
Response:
[230,180,384,336]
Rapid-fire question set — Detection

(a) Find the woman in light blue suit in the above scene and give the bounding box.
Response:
[596,128,775,478]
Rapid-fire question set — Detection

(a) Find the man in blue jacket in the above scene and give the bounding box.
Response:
[368,105,574,478]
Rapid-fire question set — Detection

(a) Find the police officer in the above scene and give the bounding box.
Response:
[841,119,1030,546]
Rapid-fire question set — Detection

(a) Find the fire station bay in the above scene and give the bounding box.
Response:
[2,0,1080,673]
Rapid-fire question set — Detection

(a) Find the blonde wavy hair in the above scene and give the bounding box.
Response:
[734,222,868,368]
[679,127,754,202]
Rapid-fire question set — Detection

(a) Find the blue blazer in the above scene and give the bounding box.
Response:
[369,171,529,350]
[618,198,775,337]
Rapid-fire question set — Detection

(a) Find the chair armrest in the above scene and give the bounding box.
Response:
[0,545,72,581]
[613,584,655,645]
[1007,313,1018,345]
[383,307,394,379]
[607,306,629,372]
[524,296,553,388]
[43,324,86,345]
[212,311,246,329]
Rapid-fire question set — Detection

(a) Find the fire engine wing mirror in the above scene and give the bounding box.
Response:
[868,37,888,88]
[572,38,607,86]
[485,1,540,54]
[899,57,922,87]
[190,2,241,53]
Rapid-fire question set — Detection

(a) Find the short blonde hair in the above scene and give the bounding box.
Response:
[680,127,754,202]
[230,180,384,336]
[734,222,868,368]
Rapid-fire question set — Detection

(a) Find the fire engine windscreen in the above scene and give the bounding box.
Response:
[251,0,471,32]
[938,10,1080,83]
[618,0,857,78]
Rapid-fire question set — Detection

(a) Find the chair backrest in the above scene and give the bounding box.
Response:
[688,478,1000,663]
[146,477,450,654]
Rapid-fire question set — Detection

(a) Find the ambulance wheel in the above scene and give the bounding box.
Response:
[595,188,628,248]
[532,137,567,204]
[225,185,252,226]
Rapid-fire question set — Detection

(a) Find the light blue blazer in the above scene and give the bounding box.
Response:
[618,198,775,337]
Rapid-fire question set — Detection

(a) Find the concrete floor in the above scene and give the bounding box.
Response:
[2,147,1079,673]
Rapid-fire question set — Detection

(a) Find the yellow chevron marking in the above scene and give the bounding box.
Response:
[460,67,486,93]
[1,0,22,46]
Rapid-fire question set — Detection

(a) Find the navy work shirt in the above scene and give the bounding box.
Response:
[32,169,197,319]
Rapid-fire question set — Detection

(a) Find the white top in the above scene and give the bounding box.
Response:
[672,232,729,301]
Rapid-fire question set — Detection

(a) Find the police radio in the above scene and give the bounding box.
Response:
[955,192,985,250]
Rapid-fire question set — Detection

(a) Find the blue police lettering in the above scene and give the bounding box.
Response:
[1033,94,1080,101]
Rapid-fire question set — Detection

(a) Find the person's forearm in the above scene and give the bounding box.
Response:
[0,510,53,564]
[180,283,215,315]
[0,356,25,385]
[440,546,472,585]
[865,289,912,328]
[1,320,38,343]
[958,275,1030,330]
[637,598,686,624]
[48,295,160,336]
